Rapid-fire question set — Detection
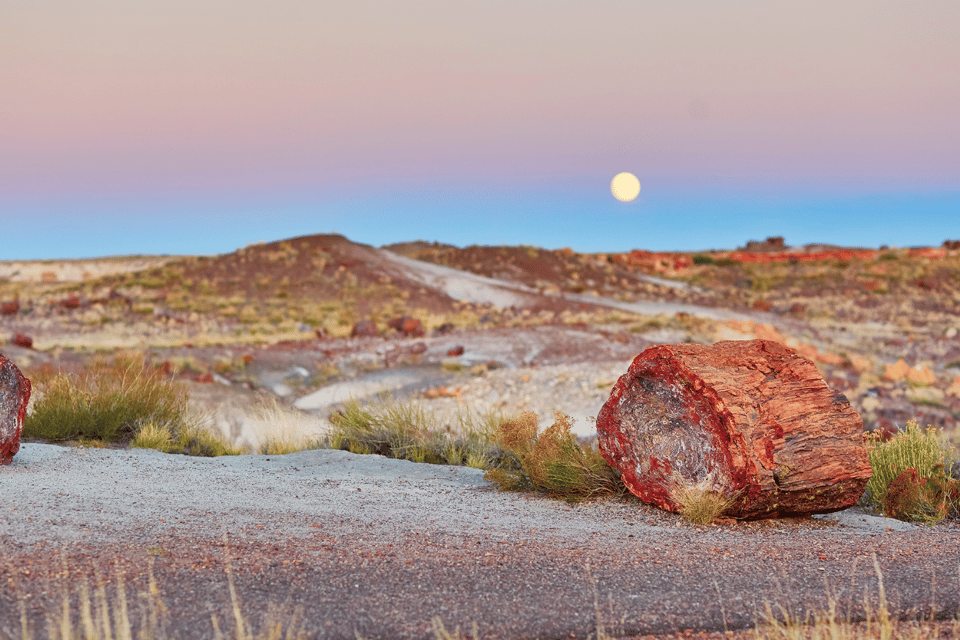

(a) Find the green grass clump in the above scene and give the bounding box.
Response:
[131,421,246,457]
[325,399,503,467]
[860,420,959,524]
[25,355,244,457]
[484,411,625,501]
[24,355,189,445]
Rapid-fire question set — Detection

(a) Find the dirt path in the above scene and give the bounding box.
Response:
[2,444,958,639]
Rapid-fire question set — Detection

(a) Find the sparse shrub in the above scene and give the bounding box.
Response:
[326,399,502,467]
[882,465,959,525]
[484,411,625,500]
[692,254,715,265]
[24,354,188,444]
[861,420,957,523]
[132,421,245,457]
[714,257,740,267]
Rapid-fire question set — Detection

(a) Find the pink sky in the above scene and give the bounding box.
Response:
[1,1,957,257]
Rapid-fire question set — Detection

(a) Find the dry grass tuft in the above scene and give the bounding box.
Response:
[249,398,327,455]
[670,473,736,525]
[485,411,625,500]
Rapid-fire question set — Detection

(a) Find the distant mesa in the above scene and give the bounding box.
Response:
[738,236,787,253]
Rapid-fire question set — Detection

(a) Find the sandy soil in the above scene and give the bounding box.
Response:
[2,443,956,640]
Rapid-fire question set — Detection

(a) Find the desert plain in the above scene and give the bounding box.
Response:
[2,234,960,639]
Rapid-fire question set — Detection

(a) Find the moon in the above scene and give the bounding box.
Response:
[611,172,641,202]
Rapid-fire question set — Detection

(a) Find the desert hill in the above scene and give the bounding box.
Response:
[2,233,959,343]
[1,233,959,441]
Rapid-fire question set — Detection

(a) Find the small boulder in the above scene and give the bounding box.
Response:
[0,301,19,316]
[387,316,425,338]
[434,323,456,335]
[10,334,33,349]
[59,295,82,310]
[906,365,935,386]
[884,359,910,381]
[447,345,465,357]
[0,354,31,465]
[350,320,378,338]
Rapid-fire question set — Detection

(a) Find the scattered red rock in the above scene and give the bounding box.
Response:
[752,323,784,344]
[447,345,465,356]
[423,386,462,399]
[815,352,844,366]
[596,339,871,519]
[0,354,31,465]
[908,247,946,259]
[946,376,960,398]
[719,248,879,264]
[350,320,378,338]
[157,361,173,376]
[906,364,935,386]
[59,296,82,310]
[751,299,772,312]
[0,301,19,316]
[409,342,428,355]
[848,355,872,373]
[884,359,911,381]
[387,316,425,338]
[195,373,214,383]
[610,250,693,274]
[10,334,33,349]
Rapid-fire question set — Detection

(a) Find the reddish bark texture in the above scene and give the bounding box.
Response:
[596,339,871,519]
[0,354,31,465]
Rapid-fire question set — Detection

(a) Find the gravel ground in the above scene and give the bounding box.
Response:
[3,443,959,640]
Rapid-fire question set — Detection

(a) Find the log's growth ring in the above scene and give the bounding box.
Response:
[596,339,871,519]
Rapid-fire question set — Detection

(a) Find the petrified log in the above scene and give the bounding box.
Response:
[0,353,31,465]
[596,340,871,519]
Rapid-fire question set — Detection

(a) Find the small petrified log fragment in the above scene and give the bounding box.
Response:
[388,316,425,338]
[596,340,871,519]
[0,353,31,465]
[350,320,378,338]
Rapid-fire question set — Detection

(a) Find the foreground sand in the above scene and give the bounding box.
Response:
[2,443,958,639]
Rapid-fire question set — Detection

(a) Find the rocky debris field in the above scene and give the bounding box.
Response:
[1,235,959,448]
